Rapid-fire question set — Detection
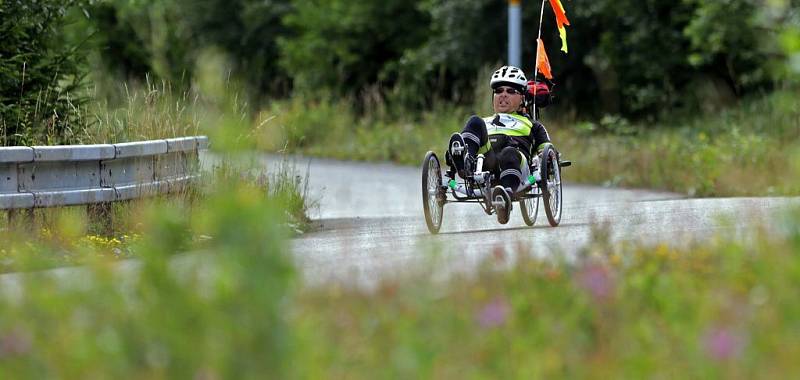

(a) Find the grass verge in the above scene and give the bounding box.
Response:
[291,212,800,378]
[0,156,311,274]
[1,189,799,377]
[2,75,314,273]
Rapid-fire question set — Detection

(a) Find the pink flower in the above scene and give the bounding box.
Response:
[702,326,745,361]
[577,263,614,302]
[0,327,32,358]
[476,298,510,329]
[194,368,219,380]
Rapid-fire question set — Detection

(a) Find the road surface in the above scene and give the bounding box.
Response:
[277,156,796,288]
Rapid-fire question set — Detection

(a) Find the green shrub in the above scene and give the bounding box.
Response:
[0,179,295,378]
[291,208,800,377]
[0,1,90,145]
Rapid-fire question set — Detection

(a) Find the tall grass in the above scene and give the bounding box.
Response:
[0,175,296,378]
[1,71,313,272]
[2,69,799,376]
[561,88,800,196]
[77,79,203,144]
[2,180,800,377]
[291,211,800,377]
[0,156,311,274]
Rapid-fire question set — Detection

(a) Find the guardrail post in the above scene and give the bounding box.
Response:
[8,209,34,228]
[87,203,114,237]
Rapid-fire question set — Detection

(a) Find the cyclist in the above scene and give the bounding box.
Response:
[447,65,553,222]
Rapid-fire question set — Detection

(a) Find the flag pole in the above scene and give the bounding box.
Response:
[533,0,546,120]
[508,0,522,67]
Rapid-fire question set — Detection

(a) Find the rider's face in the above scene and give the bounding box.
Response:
[492,86,523,113]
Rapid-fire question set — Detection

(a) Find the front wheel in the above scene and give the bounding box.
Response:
[519,185,540,226]
[539,144,562,227]
[421,151,444,233]
[492,186,511,225]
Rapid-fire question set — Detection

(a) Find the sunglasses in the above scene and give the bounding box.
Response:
[493,87,520,95]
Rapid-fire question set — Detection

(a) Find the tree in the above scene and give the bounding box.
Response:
[0,0,89,145]
[181,0,294,102]
[278,0,430,105]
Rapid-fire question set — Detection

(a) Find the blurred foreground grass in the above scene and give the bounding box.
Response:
[0,157,312,274]
[0,177,296,378]
[2,181,800,377]
[293,212,800,378]
[258,87,800,197]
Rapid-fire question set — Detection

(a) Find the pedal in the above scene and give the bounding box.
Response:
[444,166,456,180]
[559,160,572,167]
[449,134,465,156]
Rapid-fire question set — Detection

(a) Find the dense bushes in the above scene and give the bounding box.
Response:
[1,0,798,144]
[74,0,800,112]
[0,1,89,145]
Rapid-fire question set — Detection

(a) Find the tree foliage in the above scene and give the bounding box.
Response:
[1,0,797,142]
[0,0,89,145]
[84,1,194,90]
[278,0,430,103]
[392,0,506,109]
[180,0,293,100]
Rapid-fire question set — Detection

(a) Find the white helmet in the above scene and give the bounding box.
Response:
[490,65,527,91]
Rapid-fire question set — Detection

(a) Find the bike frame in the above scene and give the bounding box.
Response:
[441,157,543,216]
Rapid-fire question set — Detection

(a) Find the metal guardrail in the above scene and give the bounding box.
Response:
[0,136,208,210]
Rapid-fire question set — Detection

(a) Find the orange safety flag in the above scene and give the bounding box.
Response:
[548,0,570,28]
[536,38,553,80]
[548,0,570,53]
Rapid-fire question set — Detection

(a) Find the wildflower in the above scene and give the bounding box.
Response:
[702,326,745,361]
[655,244,670,259]
[194,368,219,380]
[476,297,510,329]
[492,245,506,263]
[577,263,614,302]
[0,327,32,358]
[546,268,561,281]
[609,253,622,267]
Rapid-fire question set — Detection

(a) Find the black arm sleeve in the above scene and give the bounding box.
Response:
[530,121,551,151]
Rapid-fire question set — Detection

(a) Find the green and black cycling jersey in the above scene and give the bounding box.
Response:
[478,112,551,159]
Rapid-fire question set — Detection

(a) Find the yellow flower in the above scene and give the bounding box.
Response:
[610,254,622,267]
[655,244,670,258]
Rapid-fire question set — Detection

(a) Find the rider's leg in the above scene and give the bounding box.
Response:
[450,116,488,176]
[461,116,487,157]
[498,147,527,194]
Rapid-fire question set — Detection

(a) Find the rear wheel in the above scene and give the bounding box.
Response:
[519,185,540,226]
[539,144,562,227]
[422,151,444,233]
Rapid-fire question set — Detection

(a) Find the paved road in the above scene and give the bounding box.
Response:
[282,155,797,288]
[2,154,795,294]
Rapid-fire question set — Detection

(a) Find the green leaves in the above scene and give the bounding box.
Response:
[3,0,798,139]
[278,0,430,103]
[0,0,89,145]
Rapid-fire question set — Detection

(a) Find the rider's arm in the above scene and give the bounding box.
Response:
[531,121,551,152]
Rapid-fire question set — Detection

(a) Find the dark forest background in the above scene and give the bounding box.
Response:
[1,0,799,145]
